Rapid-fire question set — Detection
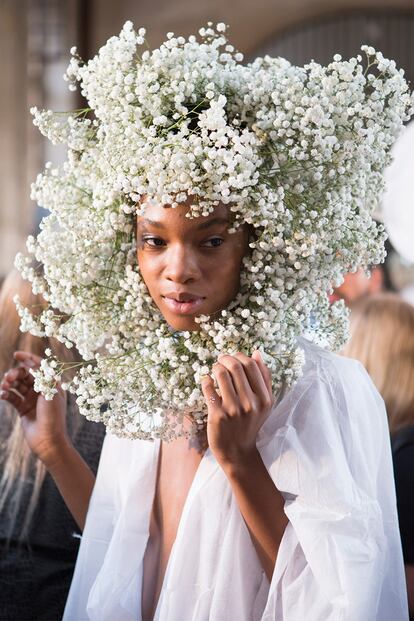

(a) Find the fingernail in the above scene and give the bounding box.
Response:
[0,390,8,399]
[23,360,36,368]
[200,375,210,382]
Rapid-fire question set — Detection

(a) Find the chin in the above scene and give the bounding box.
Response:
[168,320,200,332]
[164,314,200,332]
[158,299,228,332]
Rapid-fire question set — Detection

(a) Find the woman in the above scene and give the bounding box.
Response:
[1,23,411,620]
[1,203,409,620]
[0,270,105,620]
[343,293,414,618]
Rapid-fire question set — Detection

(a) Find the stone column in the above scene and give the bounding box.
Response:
[0,0,82,278]
[0,0,29,275]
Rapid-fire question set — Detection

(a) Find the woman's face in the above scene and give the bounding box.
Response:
[136,200,249,331]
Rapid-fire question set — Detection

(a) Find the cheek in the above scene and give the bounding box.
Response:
[137,252,157,291]
[227,233,249,270]
[215,242,246,290]
[136,248,143,270]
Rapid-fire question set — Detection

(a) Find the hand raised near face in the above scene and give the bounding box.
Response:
[201,351,274,467]
[0,351,68,466]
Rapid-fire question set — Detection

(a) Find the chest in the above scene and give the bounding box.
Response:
[158,441,203,523]
[141,439,204,620]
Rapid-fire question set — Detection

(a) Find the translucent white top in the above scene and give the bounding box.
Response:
[63,338,408,620]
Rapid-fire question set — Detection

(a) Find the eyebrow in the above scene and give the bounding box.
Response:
[140,217,229,231]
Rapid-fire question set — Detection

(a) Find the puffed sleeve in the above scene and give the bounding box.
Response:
[258,344,408,620]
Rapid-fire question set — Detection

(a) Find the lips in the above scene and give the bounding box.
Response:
[162,292,205,315]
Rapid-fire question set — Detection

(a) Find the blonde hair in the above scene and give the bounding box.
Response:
[0,269,79,541]
[343,293,414,434]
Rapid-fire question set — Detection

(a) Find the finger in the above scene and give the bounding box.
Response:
[252,351,273,402]
[10,378,32,396]
[215,355,255,410]
[13,351,42,369]
[1,386,37,418]
[2,366,31,387]
[201,375,222,411]
[5,367,35,392]
[211,363,241,415]
[8,387,25,400]
[233,352,269,400]
[0,389,25,412]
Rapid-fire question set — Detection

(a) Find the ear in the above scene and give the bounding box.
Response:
[368,266,384,294]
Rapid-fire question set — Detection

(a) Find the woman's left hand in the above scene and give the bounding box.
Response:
[201,351,274,467]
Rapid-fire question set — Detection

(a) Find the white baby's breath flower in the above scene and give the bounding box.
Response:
[15,21,413,440]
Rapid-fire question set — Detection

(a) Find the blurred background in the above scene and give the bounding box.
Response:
[1,0,414,294]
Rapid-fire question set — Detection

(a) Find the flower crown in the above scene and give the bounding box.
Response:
[15,22,413,439]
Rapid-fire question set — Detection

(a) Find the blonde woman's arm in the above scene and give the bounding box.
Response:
[0,351,95,530]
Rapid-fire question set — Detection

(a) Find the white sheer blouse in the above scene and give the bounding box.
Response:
[63,338,409,620]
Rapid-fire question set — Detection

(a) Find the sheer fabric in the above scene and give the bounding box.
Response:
[63,338,408,620]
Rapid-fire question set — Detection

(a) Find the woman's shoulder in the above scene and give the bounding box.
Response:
[276,336,381,417]
[260,338,391,503]
[297,336,371,387]
[258,336,386,454]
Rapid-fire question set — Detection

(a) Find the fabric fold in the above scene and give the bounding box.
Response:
[64,338,408,621]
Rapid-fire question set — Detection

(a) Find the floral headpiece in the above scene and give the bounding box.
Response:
[16,22,413,439]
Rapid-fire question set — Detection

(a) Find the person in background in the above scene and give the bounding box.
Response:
[329,266,384,305]
[330,240,396,306]
[0,269,106,621]
[342,293,414,619]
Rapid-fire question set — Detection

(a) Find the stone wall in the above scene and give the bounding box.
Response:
[87,0,414,55]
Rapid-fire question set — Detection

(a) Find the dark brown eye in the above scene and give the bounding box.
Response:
[203,237,224,248]
[143,236,165,247]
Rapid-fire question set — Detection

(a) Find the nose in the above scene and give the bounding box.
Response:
[163,243,202,284]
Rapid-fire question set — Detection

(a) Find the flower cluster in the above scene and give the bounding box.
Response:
[16,22,413,439]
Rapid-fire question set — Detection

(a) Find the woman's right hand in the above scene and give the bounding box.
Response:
[0,350,69,466]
